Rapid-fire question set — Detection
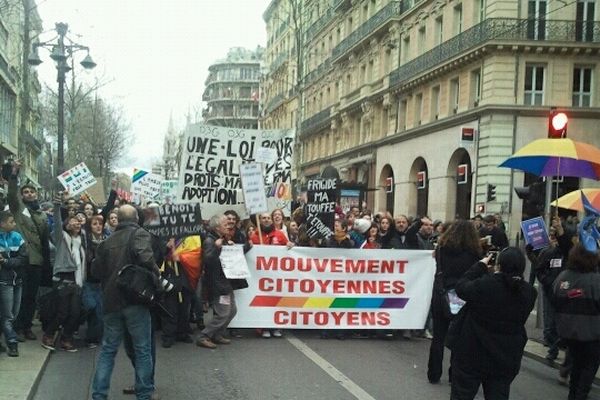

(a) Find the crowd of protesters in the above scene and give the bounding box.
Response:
[1,159,599,399]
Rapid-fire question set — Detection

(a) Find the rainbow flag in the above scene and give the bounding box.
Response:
[250,296,409,309]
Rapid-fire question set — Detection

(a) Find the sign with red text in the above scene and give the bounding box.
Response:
[58,162,97,196]
[230,246,435,329]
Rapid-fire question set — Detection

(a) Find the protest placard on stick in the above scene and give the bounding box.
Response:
[57,162,97,196]
[219,245,250,279]
[305,178,337,239]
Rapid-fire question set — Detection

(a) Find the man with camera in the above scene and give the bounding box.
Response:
[90,205,160,400]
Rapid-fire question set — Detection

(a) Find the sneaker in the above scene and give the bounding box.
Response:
[196,337,217,349]
[423,330,434,340]
[60,340,78,352]
[87,342,99,349]
[122,386,135,395]
[7,342,18,357]
[41,334,56,351]
[272,329,282,338]
[213,336,231,345]
[261,330,271,338]
[23,330,37,340]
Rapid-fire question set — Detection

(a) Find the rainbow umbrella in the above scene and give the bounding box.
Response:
[551,189,600,211]
[499,138,600,180]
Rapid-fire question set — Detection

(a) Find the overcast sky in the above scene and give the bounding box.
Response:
[35,0,270,172]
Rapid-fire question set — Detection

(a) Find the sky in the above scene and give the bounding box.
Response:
[35,0,271,172]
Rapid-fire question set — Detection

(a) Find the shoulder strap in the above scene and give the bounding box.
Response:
[126,228,140,265]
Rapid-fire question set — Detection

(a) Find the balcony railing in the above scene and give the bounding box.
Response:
[265,93,286,113]
[332,2,400,60]
[304,57,331,86]
[390,18,600,88]
[301,107,332,133]
[306,8,336,43]
[270,51,289,73]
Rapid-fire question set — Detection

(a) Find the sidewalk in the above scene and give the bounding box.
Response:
[0,325,50,400]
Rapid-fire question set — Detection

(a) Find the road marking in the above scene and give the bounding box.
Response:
[286,335,377,400]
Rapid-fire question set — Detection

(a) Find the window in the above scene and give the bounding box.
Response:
[576,0,595,42]
[470,69,481,107]
[454,4,463,34]
[435,16,444,45]
[0,80,16,146]
[418,25,427,54]
[573,66,592,107]
[524,65,545,105]
[402,35,410,64]
[527,0,546,40]
[398,99,408,131]
[415,93,423,125]
[450,78,460,113]
[431,86,441,119]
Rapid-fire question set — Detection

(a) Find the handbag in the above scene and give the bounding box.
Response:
[115,228,159,306]
[445,303,469,351]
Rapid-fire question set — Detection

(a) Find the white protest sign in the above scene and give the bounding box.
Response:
[254,146,278,164]
[176,123,295,216]
[219,245,250,279]
[131,169,162,202]
[57,162,97,196]
[161,180,178,199]
[240,163,268,215]
[230,246,435,329]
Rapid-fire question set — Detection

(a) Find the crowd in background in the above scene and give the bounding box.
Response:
[1,160,599,400]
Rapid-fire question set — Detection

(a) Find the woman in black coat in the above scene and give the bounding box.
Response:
[428,220,482,384]
[450,247,537,400]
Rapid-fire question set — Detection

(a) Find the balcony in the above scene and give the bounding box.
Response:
[331,2,400,61]
[21,131,42,152]
[300,107,332,134]
[306,9,336,43]
[304,57,331,87]
[270,51,289,73]
[390,18,600,88]
[264,93,286,114]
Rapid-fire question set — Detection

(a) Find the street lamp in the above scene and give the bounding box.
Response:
[27,22,96,174]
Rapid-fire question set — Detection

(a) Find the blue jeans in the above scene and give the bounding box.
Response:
[92,305,154,400]
[0,283,22,345]
[82,282,103,343]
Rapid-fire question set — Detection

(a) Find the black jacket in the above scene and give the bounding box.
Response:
[453,262,537,378]
[91,222,159,313]
[535,244,564,292]
[435,246,481,290]
[202,230,251,300]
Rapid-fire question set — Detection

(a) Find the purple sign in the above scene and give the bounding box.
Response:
[520,217,551,250]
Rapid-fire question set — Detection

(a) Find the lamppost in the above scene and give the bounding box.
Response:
[27,22,96,174]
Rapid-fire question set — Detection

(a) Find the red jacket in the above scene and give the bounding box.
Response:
[250,229,288,246]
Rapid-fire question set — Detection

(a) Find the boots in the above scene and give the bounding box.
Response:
[7,342,19,357]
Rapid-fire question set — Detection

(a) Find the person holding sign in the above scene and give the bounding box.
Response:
[196,214,251,349]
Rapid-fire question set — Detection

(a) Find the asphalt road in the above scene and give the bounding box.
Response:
[33,329,599,400]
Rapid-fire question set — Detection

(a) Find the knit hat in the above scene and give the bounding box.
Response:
[353,218,371,234]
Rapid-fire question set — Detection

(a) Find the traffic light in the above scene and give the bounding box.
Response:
[514,181,546,218]
[548,110,568,138]
[487,184,497,202]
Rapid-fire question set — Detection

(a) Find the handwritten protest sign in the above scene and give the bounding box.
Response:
[131,168,162,202]
[176,123,294,217]
[520,216,550,250]
[305,178,337,239]
[142,203,202,239]
[240,163,268,215]
[230,246,435,329]
[219,245,250,279]
[58,163,97,196]
[161,180,178,201]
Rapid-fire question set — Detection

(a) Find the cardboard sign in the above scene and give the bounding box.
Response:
[161,180,178,200]
[520,216,551,250]
[305,178,337,239]
[143,203,202,239]
[131,168,162,202]
[240,163,268,215]
[176,123,295,217]
[58,162,97,196]
[230,246,436,329]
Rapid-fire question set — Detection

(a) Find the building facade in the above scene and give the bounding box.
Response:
[202,47,263,129]
[0,0,44,187]
[261,0,600,240]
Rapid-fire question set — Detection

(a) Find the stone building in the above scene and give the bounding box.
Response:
[202,47,263,129]
[261,0,600,239]
[0,0,44,187]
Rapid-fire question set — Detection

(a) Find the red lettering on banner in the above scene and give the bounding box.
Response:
[377,312,390,326]
[396,260,408,273]
[330,258,342,272]
[274,311,287,324]
[362,281,377,293]
[299,280,314,293]
[348,312,359,325]
[281,257,294,271]
[331,312,344,325]
[367,260,379,273]
[258,278,273,292]
[315,258,328,273]
[273,311,393,327]
[315,312,328,325]
[378,281,391,293]
[362,312,376,325]
[333,280,344,294]
[346,280,361,294]
[257,256,278,271]
[315,280,331,292]
[345,259,366,273]
[392,280,405,294]
[380,260,394,273]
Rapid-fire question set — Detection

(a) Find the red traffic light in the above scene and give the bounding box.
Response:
[548,110,568,138]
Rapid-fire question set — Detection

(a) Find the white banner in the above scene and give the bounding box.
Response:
[230,246,435,329]
[57,162,97,196]
[176,123,294,217]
